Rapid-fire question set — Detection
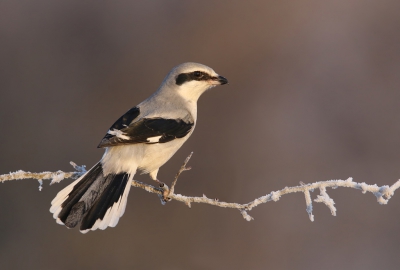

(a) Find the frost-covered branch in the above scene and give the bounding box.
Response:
[0,162,86,191]
[1,154,400,221]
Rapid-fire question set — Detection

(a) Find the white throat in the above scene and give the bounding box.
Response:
[177,82,215,103]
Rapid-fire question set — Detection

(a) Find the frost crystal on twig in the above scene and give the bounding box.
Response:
[38,179,43,191]
[1,154,400,222]
[0,165,85,191]
[314,186,336,216]
[304,190,314,222]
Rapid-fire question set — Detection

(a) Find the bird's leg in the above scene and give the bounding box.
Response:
[149,169,165,187]
[149,169,172,203]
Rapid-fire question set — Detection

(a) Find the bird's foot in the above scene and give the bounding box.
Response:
[153,179,171,204]
[154,179,166,188]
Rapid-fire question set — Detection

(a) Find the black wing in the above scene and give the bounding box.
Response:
[98,107,194,148]
[106,106,141,130]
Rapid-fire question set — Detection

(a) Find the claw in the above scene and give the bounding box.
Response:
[155,179,165,187]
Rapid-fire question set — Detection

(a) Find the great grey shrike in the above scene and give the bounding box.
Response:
[50,62,228,233]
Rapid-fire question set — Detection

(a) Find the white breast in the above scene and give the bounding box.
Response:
[100,131,193,176]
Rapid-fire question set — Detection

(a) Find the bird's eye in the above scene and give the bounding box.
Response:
[193,71,203,78]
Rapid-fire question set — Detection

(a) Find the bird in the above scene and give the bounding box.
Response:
[50,62,228,233]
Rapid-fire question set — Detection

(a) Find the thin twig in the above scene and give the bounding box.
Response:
[167,151,193,198]
[1,154,400,221]
[0,162,85,191]
[0,170,79,182]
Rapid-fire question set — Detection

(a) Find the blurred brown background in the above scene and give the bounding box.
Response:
[1,1,400,269]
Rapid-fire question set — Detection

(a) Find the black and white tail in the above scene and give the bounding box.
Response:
[50,162,133,233]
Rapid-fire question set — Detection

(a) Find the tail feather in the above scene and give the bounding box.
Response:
[50,177,81,223]
[57,162,104,225]
[50,162,135,233]
[80,173,131,232]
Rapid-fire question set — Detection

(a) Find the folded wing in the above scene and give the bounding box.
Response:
[98,107,194,148]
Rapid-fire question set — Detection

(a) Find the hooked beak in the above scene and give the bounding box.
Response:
[210,75,229,85]
[217,75,228,85]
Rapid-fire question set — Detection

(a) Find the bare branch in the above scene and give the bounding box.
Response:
[304,190,314,221]
[314,186,336,216]
[0,162,85,191]
[1,154,400,221]
[167,151,193,198]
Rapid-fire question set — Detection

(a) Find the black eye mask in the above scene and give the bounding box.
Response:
[175,71,212,85]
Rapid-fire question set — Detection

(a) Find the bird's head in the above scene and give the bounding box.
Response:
[163,62,228,102]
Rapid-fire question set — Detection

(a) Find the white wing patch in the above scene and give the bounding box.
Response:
[107,129,130,140]
[147,135,162,143]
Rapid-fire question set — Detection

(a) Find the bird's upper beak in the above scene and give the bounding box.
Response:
[210,75,228,85]
[217,75,228,85]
